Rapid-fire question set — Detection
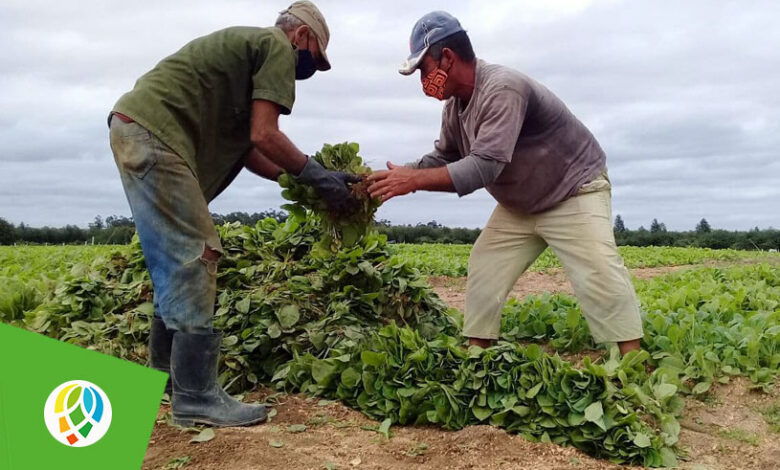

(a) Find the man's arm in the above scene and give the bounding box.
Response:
[444,89,526,196]
[368,89,525,202]
[244,147,283,181]
[250,99,307,174]
[367,163,454,202]
[410,141,461,169]
[251,99,359,213]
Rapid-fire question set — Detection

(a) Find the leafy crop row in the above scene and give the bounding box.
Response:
[495,264,779,393]
[391,243,777,277]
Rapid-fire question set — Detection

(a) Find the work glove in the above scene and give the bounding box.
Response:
[295,156,362,214]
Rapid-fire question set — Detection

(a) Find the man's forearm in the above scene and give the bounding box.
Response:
[413,167,455,192]
[367,163,455,202]
[245,148,283,181]
[250,100,308,175]
[251,129,307,175]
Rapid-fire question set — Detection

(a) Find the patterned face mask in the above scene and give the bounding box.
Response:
[422,67,448,100]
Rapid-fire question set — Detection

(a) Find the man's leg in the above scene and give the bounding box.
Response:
[536,190,643,353]
[618,338,641,355]
[109,116,266,426]
[109,116,222,333]
[464,204,547,346]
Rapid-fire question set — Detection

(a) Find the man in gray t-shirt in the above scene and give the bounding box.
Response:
[367,11,643,355]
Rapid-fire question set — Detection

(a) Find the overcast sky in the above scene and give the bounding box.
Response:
[0,0,778,231]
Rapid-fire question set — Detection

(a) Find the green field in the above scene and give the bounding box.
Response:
[0,244,128,281]
[0,245,129,323]
[2,243,773,282]
[390,243,777,276]
[1,244,777,323]
[1,239,778,466]
[2,242,776,330]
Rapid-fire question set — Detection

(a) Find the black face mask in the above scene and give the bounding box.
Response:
[295,49,317,80]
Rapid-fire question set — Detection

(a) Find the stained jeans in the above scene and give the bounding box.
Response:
[109,115,222,333]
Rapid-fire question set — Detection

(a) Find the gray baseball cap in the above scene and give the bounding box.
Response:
[399,11,465,75]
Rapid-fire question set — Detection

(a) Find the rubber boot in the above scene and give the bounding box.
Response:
[170,330,267,427]
[149,316,174,396]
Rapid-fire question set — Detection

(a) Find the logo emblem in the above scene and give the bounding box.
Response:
[43,380,113,447]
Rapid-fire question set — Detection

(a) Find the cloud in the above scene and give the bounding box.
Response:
[0,0,777,231]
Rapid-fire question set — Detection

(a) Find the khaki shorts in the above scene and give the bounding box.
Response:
[463,188,643,344]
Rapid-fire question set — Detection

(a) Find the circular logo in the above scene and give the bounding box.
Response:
[43,380,112,447]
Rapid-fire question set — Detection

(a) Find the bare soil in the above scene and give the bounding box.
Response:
[427,265,685,313]
[142,379,779,470]
[143,265,779,470]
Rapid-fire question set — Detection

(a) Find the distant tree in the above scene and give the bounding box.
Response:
[211,210,287,226]
[418,220,443,228]
[614,214,627,233]
[0,217,15,245]
[375,219,392,227]
[256,209,287,223]
[89,216,104,231]
[695,218,711,234]
[698,229,733,249]
[650,219,667,233]
[105,215,135,227]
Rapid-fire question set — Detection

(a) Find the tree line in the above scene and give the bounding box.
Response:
[611,216,779,251]
[1,213,777,251]
[0,211,287,246]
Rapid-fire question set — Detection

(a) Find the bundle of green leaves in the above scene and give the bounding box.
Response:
[278,142,381,252]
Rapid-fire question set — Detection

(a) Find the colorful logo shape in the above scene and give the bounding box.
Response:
[43,380,113,447]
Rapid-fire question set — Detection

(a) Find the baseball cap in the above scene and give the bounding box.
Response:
[399,11,465,75]
[281,1,331,71]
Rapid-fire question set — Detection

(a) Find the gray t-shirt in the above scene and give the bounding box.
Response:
[409,59,606,214]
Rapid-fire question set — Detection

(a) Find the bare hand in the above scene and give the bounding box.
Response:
[367,162,418,202]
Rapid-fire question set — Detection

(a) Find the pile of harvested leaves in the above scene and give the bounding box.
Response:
[15,142,698,466]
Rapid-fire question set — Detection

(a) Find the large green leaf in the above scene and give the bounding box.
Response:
[277,304,300,329]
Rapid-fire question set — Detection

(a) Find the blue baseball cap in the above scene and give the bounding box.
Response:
[399,11,465,75]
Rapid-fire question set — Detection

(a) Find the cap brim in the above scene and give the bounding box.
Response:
[315,37,331,71]
[398,45,429,75]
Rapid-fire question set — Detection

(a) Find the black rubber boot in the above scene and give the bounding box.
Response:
[149,316,174,396]
[170,330,267,427]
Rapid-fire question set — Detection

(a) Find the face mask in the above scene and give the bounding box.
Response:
[295,49,317,80]
[422,66,448,100]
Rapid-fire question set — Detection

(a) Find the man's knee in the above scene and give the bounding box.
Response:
[200,244,221,275]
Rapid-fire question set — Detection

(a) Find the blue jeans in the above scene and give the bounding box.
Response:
[109,115,222,333]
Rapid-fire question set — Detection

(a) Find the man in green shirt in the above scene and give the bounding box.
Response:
[108,1,355,427]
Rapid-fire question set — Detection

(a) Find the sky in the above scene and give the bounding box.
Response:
[0,0,778,231]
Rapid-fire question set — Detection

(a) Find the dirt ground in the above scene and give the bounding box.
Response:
[426,265,684,313]
[143,265,780,470]
[142,379,779,470]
